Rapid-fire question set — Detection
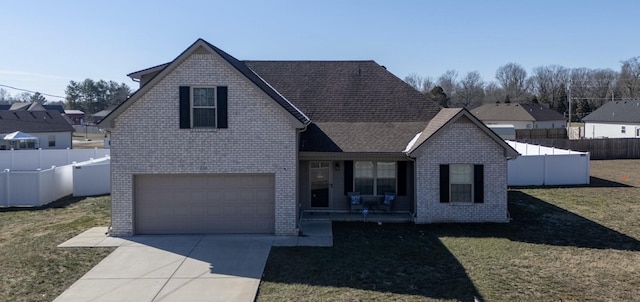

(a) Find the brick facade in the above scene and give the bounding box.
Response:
[413,117,510,223]
[110,49,300,236]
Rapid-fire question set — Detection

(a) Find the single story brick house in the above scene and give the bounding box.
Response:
[99,39,518,236]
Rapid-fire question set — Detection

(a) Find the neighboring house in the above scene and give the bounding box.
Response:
[0,102,65,113]
[99,39,518,236]
[471,103,566,129]
[91,109,112,124]
[582,100,640,138]
[64,110,85,125]
[0,110,74,149]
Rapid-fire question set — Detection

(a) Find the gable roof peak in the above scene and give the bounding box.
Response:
[406,108,518,158]
[100,38,310,128]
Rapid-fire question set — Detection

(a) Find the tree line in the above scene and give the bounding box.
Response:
[0,89,53,104]
[65,79,131,114]
[0,78,131,115]
[405,57,640,121]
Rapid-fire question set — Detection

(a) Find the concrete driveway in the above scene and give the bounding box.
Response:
[56,223,332,302]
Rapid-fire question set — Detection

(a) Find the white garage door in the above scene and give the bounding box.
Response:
[134,174,275,234]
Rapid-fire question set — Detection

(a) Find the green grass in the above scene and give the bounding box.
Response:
[258,160,640,301]
[1,160,639,301]
[0,196,113,302]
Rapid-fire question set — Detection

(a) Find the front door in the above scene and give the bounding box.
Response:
[310,161,330,208]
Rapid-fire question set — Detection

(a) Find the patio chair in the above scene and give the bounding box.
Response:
[348,192,364,212]
[378,192,396,212]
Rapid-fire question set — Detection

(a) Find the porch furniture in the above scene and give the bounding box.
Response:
[348,192,364,212]
[378,192,396,212]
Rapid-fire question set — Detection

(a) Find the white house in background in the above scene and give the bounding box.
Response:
[582,100,640,138]
[0,110,74,149]
[471,103,566,129]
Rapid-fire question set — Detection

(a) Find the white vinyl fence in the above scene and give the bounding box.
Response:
[0,148,109,170]
[0,149,110,207]
[507,141,590,186]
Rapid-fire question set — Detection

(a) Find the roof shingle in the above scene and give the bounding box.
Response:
[0,110,74,133]
[582,100,640,123]
[472,103,565,122]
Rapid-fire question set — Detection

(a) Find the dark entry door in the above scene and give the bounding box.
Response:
[310,161,330,207]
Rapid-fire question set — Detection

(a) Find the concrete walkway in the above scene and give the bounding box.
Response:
[55,221,332,302]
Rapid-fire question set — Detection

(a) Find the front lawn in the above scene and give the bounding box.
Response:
[0,196,113,302]
[258,160,640,301]
[1,160,638,301]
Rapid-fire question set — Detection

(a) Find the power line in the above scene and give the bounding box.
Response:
[0,84,65,99]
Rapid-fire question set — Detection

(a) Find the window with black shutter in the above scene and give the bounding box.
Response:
[179,86,228,129]
[440,164,484,203]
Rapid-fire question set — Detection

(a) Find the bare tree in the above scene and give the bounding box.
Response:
[483,82,505,104]
[530,65,569,106]
[14,92,32,102]
[590,69,618,107]
[0,88,9,103]
[455,71,484,107]
[495,63,529,102]
[569,68,592,100]
[437,70,458,103]
[403,73,434,93]
[617,56,640,99]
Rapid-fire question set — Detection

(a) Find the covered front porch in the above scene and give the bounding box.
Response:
[298,154,415,214]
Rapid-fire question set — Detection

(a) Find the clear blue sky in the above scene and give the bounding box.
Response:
[1,0,638,101]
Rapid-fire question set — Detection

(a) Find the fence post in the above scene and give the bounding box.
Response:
[5,169,10,207]
[4,169,8,207]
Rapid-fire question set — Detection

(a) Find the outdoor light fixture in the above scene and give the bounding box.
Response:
[335,163,340,171]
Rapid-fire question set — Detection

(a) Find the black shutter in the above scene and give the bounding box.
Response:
[474,165,484,203]
[179,86,190,129]
[397,161,407,196]
[216,86,228,128]
[440,164,449,203]
[344,161,353,195]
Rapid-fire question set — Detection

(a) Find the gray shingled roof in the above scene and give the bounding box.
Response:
[301,122,428,152]
[582,100,640,123]
[471,103,565,122]
[105,40,444,153]
[245,61,440,123]
[0,110,74,133]
[245,60,442,152]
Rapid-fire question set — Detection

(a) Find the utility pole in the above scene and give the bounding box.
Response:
[567,84,572,128]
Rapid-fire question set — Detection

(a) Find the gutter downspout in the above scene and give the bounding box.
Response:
[295,122,310,235]
[105,129,113,236]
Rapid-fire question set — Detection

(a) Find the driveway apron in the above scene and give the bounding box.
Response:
[54,235,273,302]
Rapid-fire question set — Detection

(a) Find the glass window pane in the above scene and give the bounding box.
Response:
[193,108,216,127]
[450,164,473,184]
[354,161,373,178]
[376,162,396,178]
[355,178,374,195]
[193,88,215,107]
[376,178,395,194]
[451,184,472,202]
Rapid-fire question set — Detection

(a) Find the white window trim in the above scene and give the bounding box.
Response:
[191,87,217,128]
